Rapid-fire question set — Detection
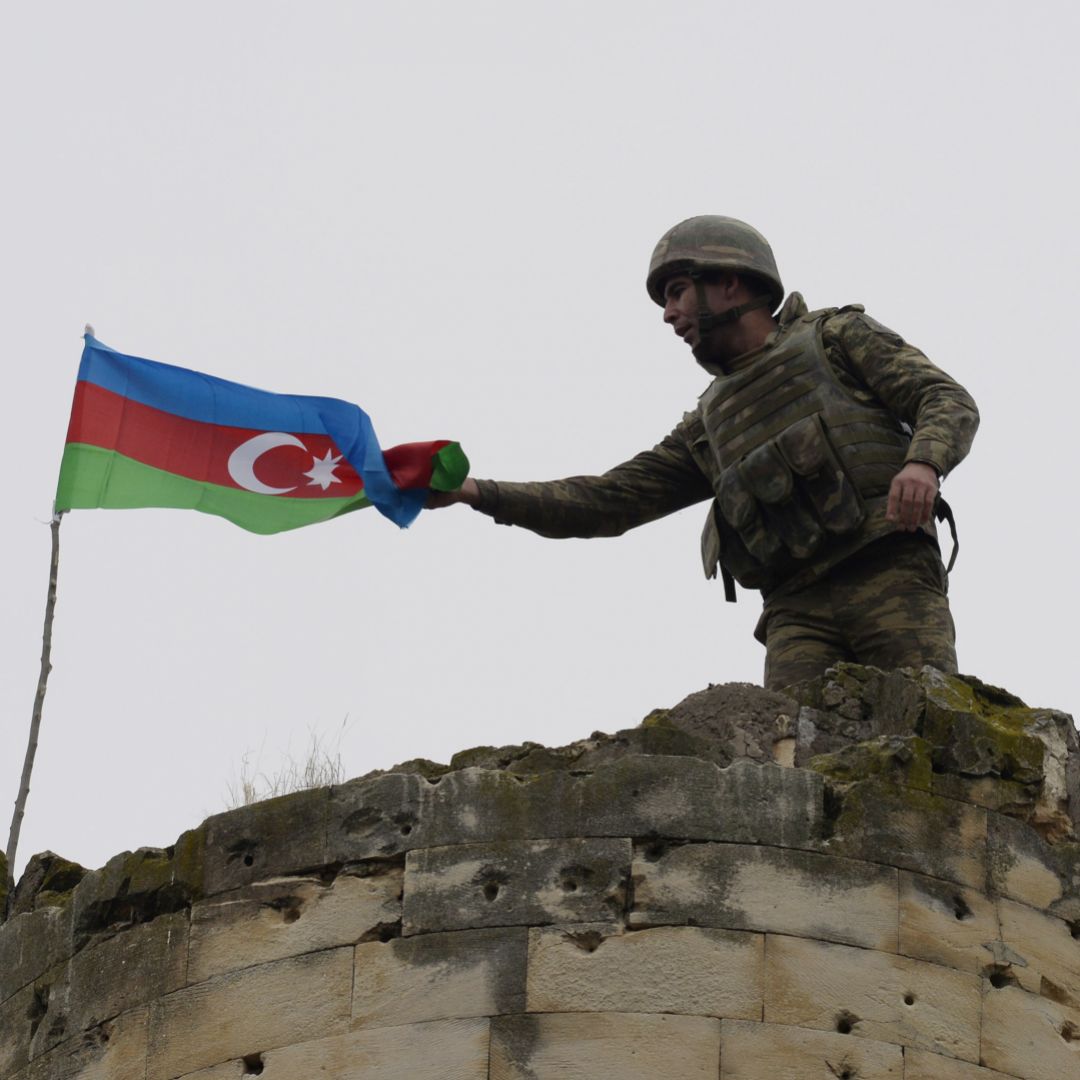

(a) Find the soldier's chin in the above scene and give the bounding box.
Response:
[691,339,717,364]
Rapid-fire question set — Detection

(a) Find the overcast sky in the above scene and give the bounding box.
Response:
[3,1,1077,880]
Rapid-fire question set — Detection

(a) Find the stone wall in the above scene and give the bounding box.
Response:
[2,665,1079,1079]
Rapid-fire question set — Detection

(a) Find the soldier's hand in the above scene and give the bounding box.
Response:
[426,477,481,510]
[886,462,939,531]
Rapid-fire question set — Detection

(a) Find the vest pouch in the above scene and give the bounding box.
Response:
[739,442,825,560]
[778,414,865,536]
[717,466,784,565]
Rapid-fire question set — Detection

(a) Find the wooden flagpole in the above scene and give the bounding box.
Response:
[5,509,63,915]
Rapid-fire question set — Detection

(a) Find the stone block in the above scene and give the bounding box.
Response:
[65,912,188,1034]
[898,871,1000,974]
[822,780,987,889]
[489,1012,721,1078]
[401,838,630,935]
[902,1047,1015,1079]
[921,674,1078,841]
[329,756,825,863]
[352,927,526,1028]
[764,934,981,1062]
[146,946,352,1079]
[201,791,327,897]
[188,867,401,983]
[997,896,1080,1006]
[987,811,1080,919]
[787,664,927,752]
[526,923,762,1018]
[630,841,898,950]
[8,854,87,919]
[70,833,204,948]
[18,1006,149,1080]
[980,983,1080,1080]
[718,1018,903,1078]
[0,903,73,1005]
[174,1018,491,1080]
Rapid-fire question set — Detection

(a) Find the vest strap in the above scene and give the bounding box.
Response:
[721,564,737,603]
[935,496,959,573]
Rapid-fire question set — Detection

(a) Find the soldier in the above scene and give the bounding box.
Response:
[430,217,979,690]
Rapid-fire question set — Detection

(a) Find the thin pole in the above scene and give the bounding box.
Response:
[5,510,63,913]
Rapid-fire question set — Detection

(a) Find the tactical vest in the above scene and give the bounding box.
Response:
[691,307,925,599]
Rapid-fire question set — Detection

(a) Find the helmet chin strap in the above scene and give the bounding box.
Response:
[691,276,775,335]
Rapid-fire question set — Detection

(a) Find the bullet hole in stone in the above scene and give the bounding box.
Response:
[242,1052,265,1075]
[630,789,641,798]
[835,1011,858,1035]
[565,930,605,952]
[243,853,255,867]
[952,895,972,920]
[903,993,916,1006]
[1070,920,1080,941]
[266,896,303,924]
[1000,762,1015,780]
[1062,1022,1079,1043]
[483,882,500,902]
[358,919,402,944]
[643,841,667,862]
[986,966,1017,990]
[558,864,595,894]
[400,825,412,836]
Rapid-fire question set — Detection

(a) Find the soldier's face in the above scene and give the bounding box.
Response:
[661,274,738,352]
[662,276,703,348]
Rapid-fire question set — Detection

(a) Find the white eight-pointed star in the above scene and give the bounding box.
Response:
[304,449,344,490]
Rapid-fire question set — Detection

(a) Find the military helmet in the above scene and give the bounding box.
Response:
[646,216,784,310]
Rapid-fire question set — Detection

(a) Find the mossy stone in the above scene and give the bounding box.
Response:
[809,735,933,791]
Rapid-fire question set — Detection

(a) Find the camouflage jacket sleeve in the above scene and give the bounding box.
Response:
[472,417,714,538]
[822,309,980,478]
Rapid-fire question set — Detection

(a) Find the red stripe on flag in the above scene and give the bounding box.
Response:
[66,381,364,498]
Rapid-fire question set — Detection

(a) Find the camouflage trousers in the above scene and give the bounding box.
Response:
[756,532,957,691]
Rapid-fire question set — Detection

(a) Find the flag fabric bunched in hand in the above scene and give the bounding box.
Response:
[55,333,469,532]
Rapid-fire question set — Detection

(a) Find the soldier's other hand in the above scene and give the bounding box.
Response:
[426,477,481,510]
[886,462,939,531]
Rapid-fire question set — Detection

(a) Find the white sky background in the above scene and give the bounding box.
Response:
[3,1,1077,879]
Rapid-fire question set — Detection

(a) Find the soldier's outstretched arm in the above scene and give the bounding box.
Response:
[426,419,714,539]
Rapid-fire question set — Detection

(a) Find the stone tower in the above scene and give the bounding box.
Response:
[1,665,1078,1078]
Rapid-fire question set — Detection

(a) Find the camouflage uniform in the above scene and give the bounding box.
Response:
[471,292,978,690]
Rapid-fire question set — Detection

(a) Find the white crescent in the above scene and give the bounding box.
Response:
[227,432,307,495]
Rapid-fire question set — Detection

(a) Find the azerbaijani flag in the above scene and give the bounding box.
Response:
[55,333,469,533]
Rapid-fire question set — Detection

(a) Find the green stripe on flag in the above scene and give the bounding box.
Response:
[429,442,470,492]
[55,443,371,534]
